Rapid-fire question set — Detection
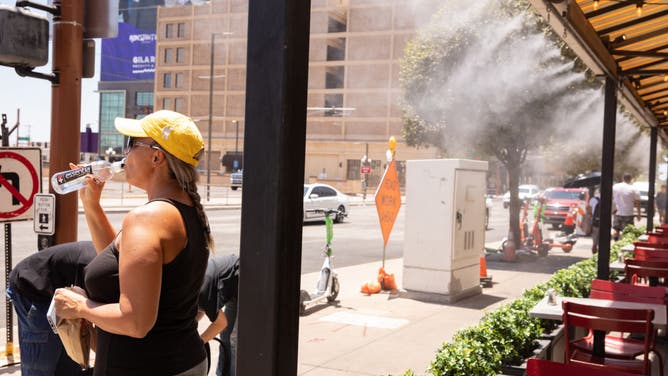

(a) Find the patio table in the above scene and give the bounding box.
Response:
[529,296,666,330]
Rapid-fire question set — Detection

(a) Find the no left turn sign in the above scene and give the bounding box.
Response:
[0,148,41,222]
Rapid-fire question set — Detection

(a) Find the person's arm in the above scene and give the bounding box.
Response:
[77,170,116,252]
[55,203,182,338]
[200,309,228,343]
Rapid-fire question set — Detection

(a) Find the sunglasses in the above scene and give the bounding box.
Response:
[124,137,159,155]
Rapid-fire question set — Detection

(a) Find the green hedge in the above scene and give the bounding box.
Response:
[396,226,643,376]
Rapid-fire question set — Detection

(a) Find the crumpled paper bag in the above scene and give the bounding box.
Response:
[57,317,93,369]
[48,288,93,370]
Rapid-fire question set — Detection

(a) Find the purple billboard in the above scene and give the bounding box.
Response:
[101,22,156,81]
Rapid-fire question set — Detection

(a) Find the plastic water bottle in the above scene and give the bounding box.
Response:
[51,160,125,195]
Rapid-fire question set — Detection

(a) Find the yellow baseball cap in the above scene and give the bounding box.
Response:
[114,110,204,166]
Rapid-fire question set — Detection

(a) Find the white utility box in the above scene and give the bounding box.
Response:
[403,159,488,302]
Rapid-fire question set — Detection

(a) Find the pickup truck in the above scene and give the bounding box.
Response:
[230,170,243,190]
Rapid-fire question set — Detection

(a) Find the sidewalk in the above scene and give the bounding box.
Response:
[0,185,593,375]
[296,237,595,375]
[0,239,592,376]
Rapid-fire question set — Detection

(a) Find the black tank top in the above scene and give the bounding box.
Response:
[84,199,209,375]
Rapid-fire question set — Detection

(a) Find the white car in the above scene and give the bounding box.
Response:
[304,183,349,223]
[502,184,541,209]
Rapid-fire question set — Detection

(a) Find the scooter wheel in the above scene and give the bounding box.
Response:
[327,276,339,303]
[299,290,310,315]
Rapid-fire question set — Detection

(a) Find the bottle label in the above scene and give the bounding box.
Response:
[55,165,93,185]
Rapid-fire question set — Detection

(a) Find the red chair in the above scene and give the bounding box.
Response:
[580,279,664,374]
[634,248,668,262]
[634,241,668,251]
[590,279,665,302]
[563,301,656,375]
[527,358,638,376]
[647,232,668,245]
[625,258,668,286]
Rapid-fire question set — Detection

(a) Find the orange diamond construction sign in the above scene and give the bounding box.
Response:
[375,160,401,247]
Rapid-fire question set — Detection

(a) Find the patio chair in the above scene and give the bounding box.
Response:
[578,279,664,374]
[625,258,668,287]
[634,241,668,251]
[527,358,639,376]
[634,248,668,262]
[647,232,668,245]
[563,301,656,375]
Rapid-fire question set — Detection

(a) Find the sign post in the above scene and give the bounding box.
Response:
[374,137,401,269]
[34,193,55,235]
[0,141,41,361]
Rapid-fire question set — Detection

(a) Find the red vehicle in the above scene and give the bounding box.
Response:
[540,187,589,230]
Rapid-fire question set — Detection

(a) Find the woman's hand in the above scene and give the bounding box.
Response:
[54,286,88,320]
[70,163,104,207]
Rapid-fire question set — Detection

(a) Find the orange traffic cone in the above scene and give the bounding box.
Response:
[480,255,492,287]
[361,280,381,295]
[377,267,398,291]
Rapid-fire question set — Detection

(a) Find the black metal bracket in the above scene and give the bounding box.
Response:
[14,66,59,84]
[15,0,60,16]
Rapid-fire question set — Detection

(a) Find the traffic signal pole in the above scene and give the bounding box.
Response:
[50,0,83,244]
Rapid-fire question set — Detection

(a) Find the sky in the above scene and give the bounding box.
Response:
[0,42,101,143]
[0,1,101,143]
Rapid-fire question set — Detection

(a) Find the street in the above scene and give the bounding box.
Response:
[0,194,515,275]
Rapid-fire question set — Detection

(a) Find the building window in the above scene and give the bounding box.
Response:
[166,24,174,39]
[326,66,344,89]
[175,73,184,88]
[328,13,347,33]
[177,23,185,38]
[164,48,173,63]
[163,73,172,88]
[346,159,361,180]
[175,98,184,113]
[136,92,153,106]
[326,38,345,61]
[162,97,172,110]
[99,91,126,155]
[324,94,343,117]
[176,47,185,63]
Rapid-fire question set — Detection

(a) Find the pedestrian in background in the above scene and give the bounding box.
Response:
[656,184,667,224]
[7,241,96,376]
[198,254,239,376]
[612,173,641,241]
[587,188,600,254]
[53,110,213,376]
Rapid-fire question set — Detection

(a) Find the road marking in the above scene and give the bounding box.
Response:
[319,311,409,329]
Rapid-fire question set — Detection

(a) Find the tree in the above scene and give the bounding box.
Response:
[399,0,599,257]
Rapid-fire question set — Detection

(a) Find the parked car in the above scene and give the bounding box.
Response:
[303,183,349,223]
[632,181,649,213]
[502,184,541,209]
[540,187,588,229]
[230,170,243,190]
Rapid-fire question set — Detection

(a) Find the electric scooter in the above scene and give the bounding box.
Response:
[525,198,577,256]
[299,208,345,315]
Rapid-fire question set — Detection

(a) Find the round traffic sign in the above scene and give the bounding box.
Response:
[0,151,39,219]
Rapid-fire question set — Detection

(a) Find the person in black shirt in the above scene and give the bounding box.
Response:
[6,241,96,376]
[53,110,212,376]
[198,254,239,376]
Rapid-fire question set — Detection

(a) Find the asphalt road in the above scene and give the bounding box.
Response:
[1,194,511,276]
[0,194,513,332]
